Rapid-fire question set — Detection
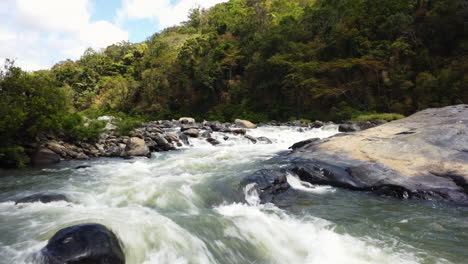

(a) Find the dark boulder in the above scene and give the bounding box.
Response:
[288,138,320,150]
[244,135,257,144]
[240,169,294,204]
[206,138,220,146]
[31,148,61,166]
[15,193,69,205]
[178,133,190,145]
[38,223,125,264]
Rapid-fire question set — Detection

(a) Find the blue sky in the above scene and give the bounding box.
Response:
[0,0,228,71]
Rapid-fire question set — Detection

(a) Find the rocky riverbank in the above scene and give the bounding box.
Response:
[26,116,390,166]
[242,105,468,205]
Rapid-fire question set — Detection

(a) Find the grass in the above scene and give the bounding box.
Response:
[353,113,405,122]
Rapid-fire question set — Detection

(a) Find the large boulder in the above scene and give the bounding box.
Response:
[37,223,125,264]
[31,148,61,166]
[235,119,257,129]
[286,105,468,203]
[124,137,149,156]
[15,193,69,205]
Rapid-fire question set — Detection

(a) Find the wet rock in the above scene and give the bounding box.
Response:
[153,134,175,151]
[297,128,305,133]
[124,137,149,157]
[206,138,220,146]
[183,128,199,138]
[289,138,320,150]
[338,123,361,132]
[235,119,257,129]
[178,133,190,145]
[165,133,179,143]
[38,223,124,264]
[287,105,468,203]
[180,124,199,131]
[31,148,61,166]
[223,136,229,141]
[241,169,293,204]
[74,165,91,169]
[15,193,69,205]
[230,128,246,135]
[310,121,324,128]
[201,131,212,138]
[244,135,257,144]
[257,137,273,144]
[205,121,224,132]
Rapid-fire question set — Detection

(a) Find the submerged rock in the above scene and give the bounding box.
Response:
[244,135,257,144]
[38,223,125,264]
[257,136,273,144]
[15,193,69,205]
[286,105,468,203]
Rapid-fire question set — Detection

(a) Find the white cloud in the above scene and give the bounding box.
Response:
[15,0,91,33]
[117,0,229,29]
[0,0,128,71]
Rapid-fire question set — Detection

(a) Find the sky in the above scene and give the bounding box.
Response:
[0,0,228,71]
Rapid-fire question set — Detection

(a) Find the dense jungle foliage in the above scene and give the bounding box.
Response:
[1,0,467,167]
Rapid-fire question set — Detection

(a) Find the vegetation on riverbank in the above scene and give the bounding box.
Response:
[1,0,467,167]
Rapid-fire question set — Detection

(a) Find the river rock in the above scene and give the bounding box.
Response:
[206,138,220,146]
[286,105,468,203]
[38,223,124,264]
[257,137,273,144]
[230,128,246,135]
[178,133,190,145]
[15,193,69,205]
[124,137,149,156]
[183,128,199,138]
[240,169,293,204]
[235,119,257,129]
[245,135,257,144]
[289,138,320,150]
[31,148,61,166]
[179,117,195,124]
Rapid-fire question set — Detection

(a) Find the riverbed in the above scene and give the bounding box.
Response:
[0,126,466,264]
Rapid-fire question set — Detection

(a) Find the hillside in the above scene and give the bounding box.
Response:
[1,0,467,167]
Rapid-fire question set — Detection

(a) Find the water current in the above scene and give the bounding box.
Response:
[0,126,466,263]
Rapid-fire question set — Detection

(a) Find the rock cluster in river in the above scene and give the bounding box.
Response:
[29,118,286,166]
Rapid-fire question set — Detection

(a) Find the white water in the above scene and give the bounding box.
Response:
[0,126,456,263]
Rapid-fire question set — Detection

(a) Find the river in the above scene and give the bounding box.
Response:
[0,126,466,264]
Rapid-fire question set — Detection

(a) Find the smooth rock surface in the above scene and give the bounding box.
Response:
[235,119,257,129]
[286,105,468,203]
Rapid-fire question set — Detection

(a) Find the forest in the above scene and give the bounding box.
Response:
[1,0,467,167]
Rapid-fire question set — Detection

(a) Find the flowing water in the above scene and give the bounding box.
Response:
[0,126,467,264]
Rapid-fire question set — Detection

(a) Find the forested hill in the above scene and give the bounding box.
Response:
[1,0,467,167]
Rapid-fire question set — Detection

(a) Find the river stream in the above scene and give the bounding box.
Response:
[0,126,466,264]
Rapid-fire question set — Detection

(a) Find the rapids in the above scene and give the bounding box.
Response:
[0,126,466,263]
